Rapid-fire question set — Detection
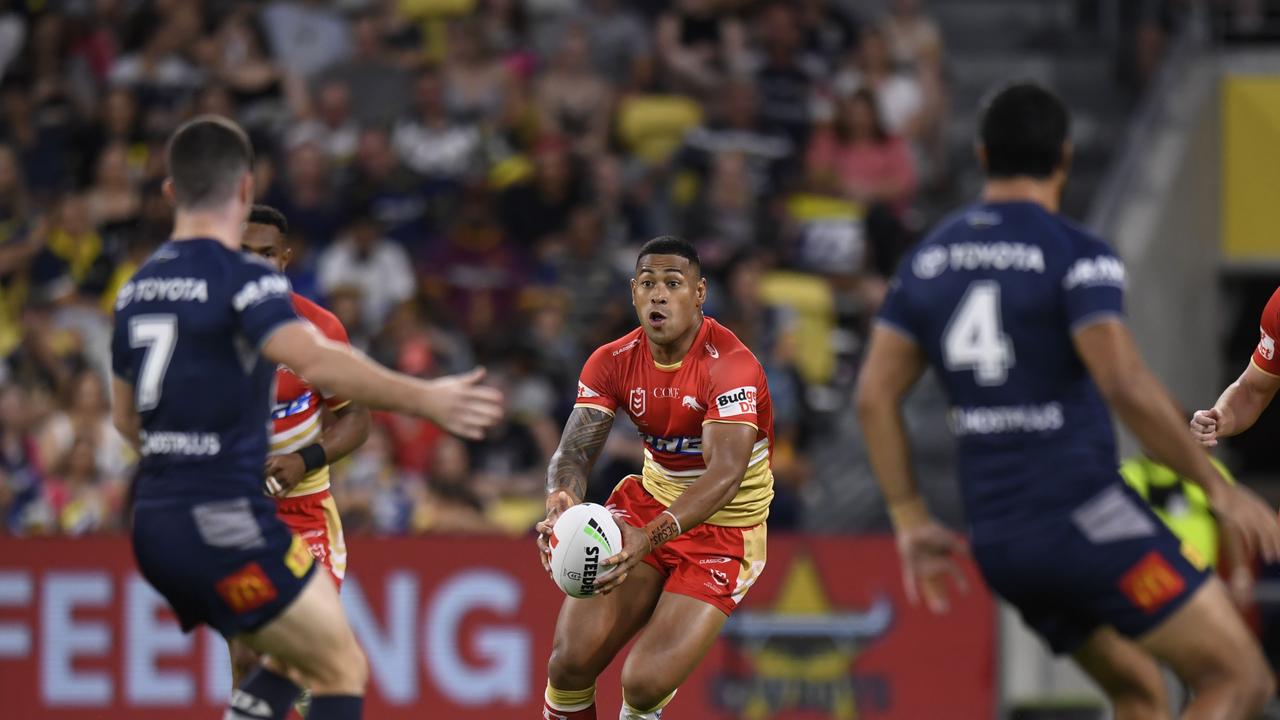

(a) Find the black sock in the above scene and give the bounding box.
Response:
[226,666,301,719]
[308,695,363,719]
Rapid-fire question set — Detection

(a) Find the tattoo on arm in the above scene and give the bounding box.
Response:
[546,407,615,501]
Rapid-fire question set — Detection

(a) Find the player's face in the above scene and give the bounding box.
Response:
[632,254,706,345]
[241,223,290,272]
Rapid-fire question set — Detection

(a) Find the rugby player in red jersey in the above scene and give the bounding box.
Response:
[536,236,773,719]
[1192,287,1280,449]
[228,205,372,693]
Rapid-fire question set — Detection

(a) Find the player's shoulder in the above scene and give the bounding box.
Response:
[700,318,763,373]
[290,292,343,334]
[588,327,646,363]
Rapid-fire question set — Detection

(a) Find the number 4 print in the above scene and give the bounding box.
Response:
[943,281,1014,386]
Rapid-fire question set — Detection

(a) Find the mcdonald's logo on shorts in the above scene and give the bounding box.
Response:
[1118,551,1185,613]
[216,562,279,614]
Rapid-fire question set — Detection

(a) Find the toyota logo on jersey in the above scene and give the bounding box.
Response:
[714,386,757,417]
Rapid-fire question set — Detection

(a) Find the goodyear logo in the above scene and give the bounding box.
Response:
[216,562,279,614]
[1118,551,1185,613]
[285,533,314,578]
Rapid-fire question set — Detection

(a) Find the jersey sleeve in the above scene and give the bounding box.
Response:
[574,345,619,415]
[111,320,133,383]
[876,269,921,342]
[1250,287,1280,376]
[232,260,299,348]
[1062,240,1126,331]
[703,352,763,429]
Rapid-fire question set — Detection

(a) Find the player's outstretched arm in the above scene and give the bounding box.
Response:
[856,324,968,613]
[1191,363,1280,447]
[536,406,615,573]
[261,323,503,440]
[1074,319,1280,562]
[595,420,756,595]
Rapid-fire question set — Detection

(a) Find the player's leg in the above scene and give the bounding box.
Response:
[546,562,666,719]
[618,592,728,717]
[238,568,368,719]
[227,637,261,688]
[1139,578,1274,720]
[1073,627,1170,720]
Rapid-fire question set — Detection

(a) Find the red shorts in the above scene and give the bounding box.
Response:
[606,476,767,616]
[275,489,347,588]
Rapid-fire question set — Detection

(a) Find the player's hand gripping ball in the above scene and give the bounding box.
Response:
[549,503,623,598]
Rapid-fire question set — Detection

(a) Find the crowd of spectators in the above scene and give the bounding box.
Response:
[0,0,955,537]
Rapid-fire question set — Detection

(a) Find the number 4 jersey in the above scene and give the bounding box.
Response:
[112,238,300,501]
[574,317,775,526]
[877,201,1127,543]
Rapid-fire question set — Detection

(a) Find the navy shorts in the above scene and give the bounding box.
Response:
[974,483,1209,655]
[131,493,317,638]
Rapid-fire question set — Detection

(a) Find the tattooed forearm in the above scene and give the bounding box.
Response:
[546,407,615,501]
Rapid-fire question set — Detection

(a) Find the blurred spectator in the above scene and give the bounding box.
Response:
[265,141,345,248]
[317,212,416,332]
[0,5,24,82]
[320,11,411,126]
[0,385,45,534]
[499,135,585,248]
[571,0,651,88]
[796,0,861,71]
[656,0,748,95]
[287,79,361,167]
[85,143,141,243]
[535,23,613,157]
[833,27,924,140]
[882,0,943,71]
[108,7,204,117]
[333,422,421,534]
[340,126,435,246]
[443,17,511,126]
[260,0,352,79]
[40,433,120,536]
[539,205,630,348]
[751,2,822,147]
[806,88,916,216]
[414,435,502,533]
[392,68,483,182]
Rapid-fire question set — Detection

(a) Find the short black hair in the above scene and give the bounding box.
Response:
[165,115,254,209]
[979,82,1070,179]
[637,236,700,273]
[248,204,288,235]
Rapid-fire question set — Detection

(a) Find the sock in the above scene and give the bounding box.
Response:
[224,667,301,720]
[307,695,363,720]
[619,689,676,719]
[545,682,596,719]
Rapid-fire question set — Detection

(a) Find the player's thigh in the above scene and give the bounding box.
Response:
[239,570,364,691]
[549,561,665,680]
[1073,626,1169,717]
[227,637,262,687]
[1139,578,1271,694]
[620,591,728,704]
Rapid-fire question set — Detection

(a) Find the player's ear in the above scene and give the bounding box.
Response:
[161,178,176,207]
[696,276,707,307]
[974,143,988,173]
[630,277,638,305]
[283,246,293,267]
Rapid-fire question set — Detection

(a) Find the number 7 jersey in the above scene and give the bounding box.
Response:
[111,238,300,501]
[877,201,1127,542]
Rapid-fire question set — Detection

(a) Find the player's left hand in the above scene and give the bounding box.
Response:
[896,520,969,614]
[596,522,652,596]
[264,453,307,497]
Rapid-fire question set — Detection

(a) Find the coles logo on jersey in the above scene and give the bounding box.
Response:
[1260,329,1276,361]
[577,382,601,399]
[630,387,646,416]
[715,386,757,418]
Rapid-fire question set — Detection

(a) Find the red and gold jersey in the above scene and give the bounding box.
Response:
[271,293,351,497]
[1253,287,1280,378]
[574,317,774,527]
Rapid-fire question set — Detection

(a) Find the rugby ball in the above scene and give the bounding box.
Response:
[549,503,623,598]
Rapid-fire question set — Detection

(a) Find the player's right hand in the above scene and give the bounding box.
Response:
[1211,484,1280,564]
[536,490,577,576]
[424,367,504,440]
[896,520,969,615]
[1190,408,1223,447]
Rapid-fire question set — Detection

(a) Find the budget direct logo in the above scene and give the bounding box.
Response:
[714,387,757,418]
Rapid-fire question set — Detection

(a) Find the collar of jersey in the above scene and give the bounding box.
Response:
[648,318,709,372]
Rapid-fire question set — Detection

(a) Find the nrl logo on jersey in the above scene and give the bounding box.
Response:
[630,387,646,416]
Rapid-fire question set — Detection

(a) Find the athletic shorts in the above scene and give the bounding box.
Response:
[275,489,347,588]
[132,493,316,638]
[974,482,1210,655]
[606,475,767,616]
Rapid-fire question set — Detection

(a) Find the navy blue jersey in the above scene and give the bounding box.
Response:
[878,201,1127,542]
[111,238,299,500]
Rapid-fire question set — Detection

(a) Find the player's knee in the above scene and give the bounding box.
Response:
[619,665,676,713]
[548,640,601,686]
[1239,660,1274,716]
[304,633,367,693]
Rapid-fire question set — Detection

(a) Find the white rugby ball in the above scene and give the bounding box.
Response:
[549,503,623,598]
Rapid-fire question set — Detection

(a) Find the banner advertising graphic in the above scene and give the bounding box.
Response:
[0,535,994,719]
